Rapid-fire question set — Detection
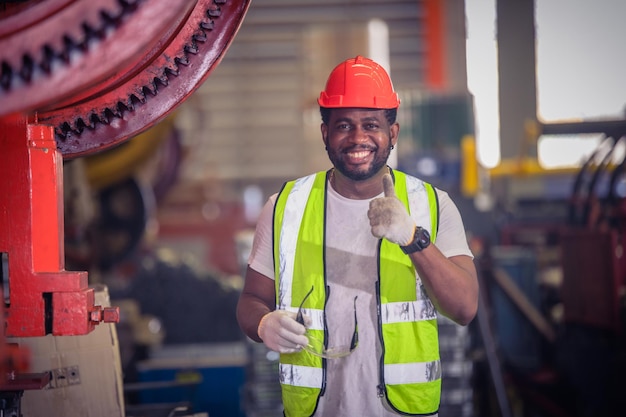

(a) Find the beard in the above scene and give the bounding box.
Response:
[327,142,392,181]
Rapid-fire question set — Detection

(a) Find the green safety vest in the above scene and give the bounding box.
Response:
[273,169,441,417]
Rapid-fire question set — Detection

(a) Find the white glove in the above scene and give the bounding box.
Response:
[368,173,416,245]
[257,310,309,354]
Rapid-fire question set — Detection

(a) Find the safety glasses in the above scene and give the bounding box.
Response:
[295,286,358,359]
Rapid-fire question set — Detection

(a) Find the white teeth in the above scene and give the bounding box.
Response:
[347,151,370,158]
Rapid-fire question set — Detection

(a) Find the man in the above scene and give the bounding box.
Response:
[237,55,478,416]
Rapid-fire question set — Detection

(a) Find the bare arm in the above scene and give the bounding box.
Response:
[408,246,478,326]
[236,266,276,342]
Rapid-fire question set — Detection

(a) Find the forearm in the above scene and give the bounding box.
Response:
[408,245,478,325]
[237,266,277,342]
[236,292,273,342]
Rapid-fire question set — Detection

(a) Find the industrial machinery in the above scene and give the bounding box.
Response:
[0,0,250,414]
[468,117,626,417]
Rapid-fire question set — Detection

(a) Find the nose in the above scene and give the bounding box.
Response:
[348,125,370,144]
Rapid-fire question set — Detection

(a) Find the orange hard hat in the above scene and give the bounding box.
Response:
[317,55,400,109]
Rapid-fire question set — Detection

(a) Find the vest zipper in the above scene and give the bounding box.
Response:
[376,276,385,398]
[319,283,330,396]
[321,177,329,398]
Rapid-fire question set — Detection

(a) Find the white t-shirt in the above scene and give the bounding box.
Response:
[248,176,473,417]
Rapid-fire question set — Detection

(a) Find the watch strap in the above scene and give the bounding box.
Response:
[400,226,430,254]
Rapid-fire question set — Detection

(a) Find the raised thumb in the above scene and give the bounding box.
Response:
[382,173,396,198]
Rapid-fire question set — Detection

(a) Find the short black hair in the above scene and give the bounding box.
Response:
[320,107,397,126]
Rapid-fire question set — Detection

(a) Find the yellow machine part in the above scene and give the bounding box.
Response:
[460,132,582,199]
[461,134,479,197]
[84,115,177,190]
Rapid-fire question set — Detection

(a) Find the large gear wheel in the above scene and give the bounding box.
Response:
[0,0,250,158]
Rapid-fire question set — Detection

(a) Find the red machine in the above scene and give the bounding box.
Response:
[0,0,250,399]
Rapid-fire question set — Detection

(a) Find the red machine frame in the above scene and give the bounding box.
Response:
[1,114,118,336]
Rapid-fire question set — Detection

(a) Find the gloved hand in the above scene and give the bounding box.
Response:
[368,173,416,245]
[257,310,309,354]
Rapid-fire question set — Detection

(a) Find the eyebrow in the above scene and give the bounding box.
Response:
[334,116,381,124]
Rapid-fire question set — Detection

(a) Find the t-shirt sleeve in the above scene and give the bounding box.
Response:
[433,189,474,259]
[247,193,278,280]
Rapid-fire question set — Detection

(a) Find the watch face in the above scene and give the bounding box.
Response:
[401,227,430,254]
[417,229,430,247]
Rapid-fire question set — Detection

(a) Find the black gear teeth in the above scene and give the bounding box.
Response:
[102,107,115,123]
[174,55,190,67]
[73,117,86,134]
[19,54,35,83]
[129,93,144,107]
[163,62,179,77]
[60,34,82,63]
[0,62,11,90]
[55,1,224,142]
[200,20,215,31]
[155,71,171,86]
[207,6,222,18]
[193,30,208,43]
[1,0,139,94]
[184,44,199,55]
[143,83,157,97]
[40,45,56,74]
[82,21,107,42]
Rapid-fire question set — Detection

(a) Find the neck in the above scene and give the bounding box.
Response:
[330,167,390,199]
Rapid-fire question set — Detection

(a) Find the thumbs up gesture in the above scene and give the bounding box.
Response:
[368,173,416,245]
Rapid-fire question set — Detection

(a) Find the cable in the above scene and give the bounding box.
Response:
[581,135,619,226]
[568,135,613,225]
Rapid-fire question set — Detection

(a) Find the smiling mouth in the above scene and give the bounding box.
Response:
[347,150,371,159]
[344,147,375,163]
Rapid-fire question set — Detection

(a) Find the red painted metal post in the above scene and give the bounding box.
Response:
[0,113,118,336]
[424,0,446,90]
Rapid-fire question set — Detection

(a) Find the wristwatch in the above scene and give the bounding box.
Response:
[400,226,431,254]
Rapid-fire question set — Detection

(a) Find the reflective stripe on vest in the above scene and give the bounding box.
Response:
[279,363,324,387]
[379,170,441,415]
[273,172,327,417]
[273,169,441,416]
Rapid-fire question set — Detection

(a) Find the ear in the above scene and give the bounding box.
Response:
[321,123,329,147]
[390,122,399,148]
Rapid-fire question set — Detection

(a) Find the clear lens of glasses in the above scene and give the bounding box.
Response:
[301,332,354,359]
[295,286,358,359]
